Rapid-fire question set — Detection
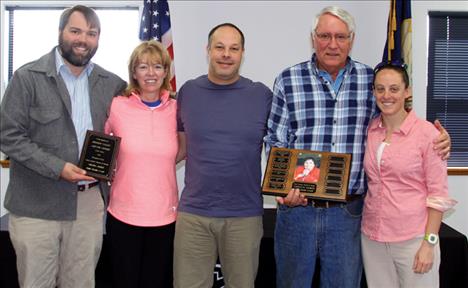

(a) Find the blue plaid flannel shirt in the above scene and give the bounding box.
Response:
[264,55,378,195]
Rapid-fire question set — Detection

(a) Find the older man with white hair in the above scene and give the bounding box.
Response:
[265,6,450,287]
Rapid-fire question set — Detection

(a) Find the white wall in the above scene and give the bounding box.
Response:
[169,1,388,88]
[0,0,466,235]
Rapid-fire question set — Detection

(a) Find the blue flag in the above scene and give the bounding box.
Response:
[382,0,412,108]
[383,0,412,63]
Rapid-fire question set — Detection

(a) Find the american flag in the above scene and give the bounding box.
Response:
[139,0,176,91]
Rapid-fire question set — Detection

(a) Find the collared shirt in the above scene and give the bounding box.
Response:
[362,110,451,242]
[318,67,346,94]
[264,54,377,195]
[55,48,94,156]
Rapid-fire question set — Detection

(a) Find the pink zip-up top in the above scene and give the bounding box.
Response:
[362,110,456,242]
[105,91,178,227]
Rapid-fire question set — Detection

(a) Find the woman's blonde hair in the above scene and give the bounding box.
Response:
[124,40,172,96]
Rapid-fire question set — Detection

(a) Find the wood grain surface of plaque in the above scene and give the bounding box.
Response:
[262,147,352,202]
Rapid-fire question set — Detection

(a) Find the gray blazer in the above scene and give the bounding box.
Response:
[0,48,126,220]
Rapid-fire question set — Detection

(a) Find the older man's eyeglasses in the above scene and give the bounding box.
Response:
[314,32,352,43]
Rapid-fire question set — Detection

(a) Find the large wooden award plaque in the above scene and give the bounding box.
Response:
[262,147,352,202]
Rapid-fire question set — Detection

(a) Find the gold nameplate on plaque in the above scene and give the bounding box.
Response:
[262,147,352,202]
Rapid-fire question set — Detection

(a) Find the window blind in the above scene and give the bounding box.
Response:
[427,12,468,168]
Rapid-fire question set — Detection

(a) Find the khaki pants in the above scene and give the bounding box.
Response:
[173,212,263,288]
[9,186,104,288]
[362,233,440,288]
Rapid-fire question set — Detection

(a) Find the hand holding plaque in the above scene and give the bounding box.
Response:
[79,130,121,181]
[262,147,352,202]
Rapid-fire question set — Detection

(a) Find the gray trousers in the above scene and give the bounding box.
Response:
[362,233,441,288]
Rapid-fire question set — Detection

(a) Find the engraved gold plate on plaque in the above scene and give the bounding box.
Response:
[262,147,352,202]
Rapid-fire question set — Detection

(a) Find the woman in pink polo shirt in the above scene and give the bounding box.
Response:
[104,40,183,288]
[361,62,456,288]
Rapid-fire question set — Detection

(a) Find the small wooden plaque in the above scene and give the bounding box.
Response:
[262,147,352,202]
[78,130,120,181]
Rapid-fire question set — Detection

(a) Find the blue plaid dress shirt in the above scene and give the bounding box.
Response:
[264,55,378,195]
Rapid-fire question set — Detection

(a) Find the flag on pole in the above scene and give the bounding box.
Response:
[382,0,412,109]
[139,0,176,91]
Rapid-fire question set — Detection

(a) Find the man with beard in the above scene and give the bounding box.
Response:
[0,5,126,287]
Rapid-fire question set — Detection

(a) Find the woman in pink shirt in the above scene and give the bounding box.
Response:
[105,41,183,288]
[361,62,456,288]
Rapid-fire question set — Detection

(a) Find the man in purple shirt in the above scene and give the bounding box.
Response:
[174,23,272,288]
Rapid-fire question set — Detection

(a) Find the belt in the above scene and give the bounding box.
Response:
[77,181,99,191]
[307,194,363,208]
